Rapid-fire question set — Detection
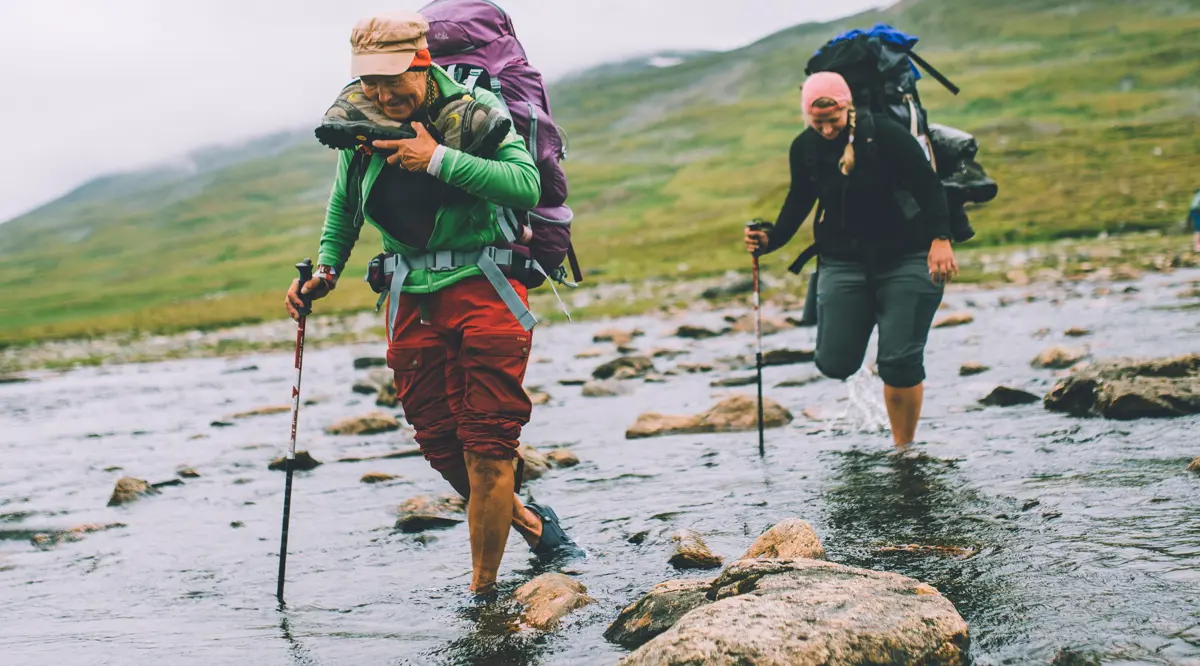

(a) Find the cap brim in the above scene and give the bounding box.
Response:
[351,51,417,78]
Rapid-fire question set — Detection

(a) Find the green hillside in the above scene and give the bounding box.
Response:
[1,0,1197,344]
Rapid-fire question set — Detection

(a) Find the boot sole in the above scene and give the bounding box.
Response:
[314,121,418,151]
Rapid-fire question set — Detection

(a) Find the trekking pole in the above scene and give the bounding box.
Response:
[746,221,768,457]
[277,258,313,606]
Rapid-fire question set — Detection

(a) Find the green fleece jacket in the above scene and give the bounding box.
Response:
[316,66,541,293]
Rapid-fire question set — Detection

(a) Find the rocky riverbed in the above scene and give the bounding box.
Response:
[0,267,1198,665]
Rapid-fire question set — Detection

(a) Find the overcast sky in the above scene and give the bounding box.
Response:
[0,0,881,222]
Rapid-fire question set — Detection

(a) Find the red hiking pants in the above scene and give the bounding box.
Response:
[385,275,533,472]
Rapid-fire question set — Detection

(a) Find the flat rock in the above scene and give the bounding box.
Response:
[762,349,815,367]
[107,477,161,507]
[1032,346,1089,370]
[651,348,690,359]
[229,405,291,419]
[575,347,607,359]
[979,386,1041,407]
[513,573,596,630]
[519,444,551,481]
[676,362,715,374]
[1064,327,1092,337]
[959,362,990,377]
[0,375,30,384]
[30,522,127,549]
[627,395,793,439]
[594,356,655,380]
[675,325,730,340]
[710,375,758,388]
[361,472,398,484]
[547,449,580,468]
[176,467,201,479]
[933,312,975,329]
[395,494,466,533]
[528,388,552,405]
[775,374,822,388]
[375,382,399,408]
[558,378,588,386]
[325,412,402,436]
[1044,353,1200,419]
[583,379,630,397]
[701,276,757,299]
[353,357,387,369]
[669,531,723,570]
[336,448,421,463]
[353,368,395,395]
[743,518,825,560]
[268,451,323,472]
[730,314,791,336]
[594,328,644,346]
[605,579,714,649]
[621,558,969,666]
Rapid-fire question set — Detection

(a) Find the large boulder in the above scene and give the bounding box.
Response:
[742,518,825,560]
[107,478,161,507]
[513,573,595,630]
[1188,456,1200,473]
[605,579,714,649]
[627,395,793,440]
[1044,354,1200,419]
[620,558,969,666]
[394,494,466,533]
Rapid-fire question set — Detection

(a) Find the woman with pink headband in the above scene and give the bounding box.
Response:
[744,71,957,449]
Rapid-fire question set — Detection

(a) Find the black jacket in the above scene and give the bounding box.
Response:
[765,115,952,261]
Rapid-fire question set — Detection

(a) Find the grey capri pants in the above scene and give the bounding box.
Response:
[814,252,944,388]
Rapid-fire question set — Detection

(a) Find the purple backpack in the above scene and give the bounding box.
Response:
[421,0,580,287]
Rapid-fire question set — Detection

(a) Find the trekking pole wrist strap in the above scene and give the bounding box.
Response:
[315,265,338,290]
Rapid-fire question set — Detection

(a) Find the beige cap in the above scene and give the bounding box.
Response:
[350,11,429,78]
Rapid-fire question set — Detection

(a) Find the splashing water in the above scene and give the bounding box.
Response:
[836,366,891,434]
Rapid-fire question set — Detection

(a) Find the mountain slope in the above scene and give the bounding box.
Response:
[1,0,1198,343]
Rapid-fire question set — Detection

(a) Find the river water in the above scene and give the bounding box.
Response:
[1,270,1198,666]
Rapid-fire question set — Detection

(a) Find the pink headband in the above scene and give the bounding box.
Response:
[802,72,853,113]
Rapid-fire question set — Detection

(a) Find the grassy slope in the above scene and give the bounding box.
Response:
[0,0,1197,344]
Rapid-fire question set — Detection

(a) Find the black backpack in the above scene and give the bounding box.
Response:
[805,25,998,243]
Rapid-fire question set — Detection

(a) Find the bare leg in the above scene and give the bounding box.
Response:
[465,452,526,594]
[1193,231,1200,253]
[440,464,542,548]
[883,383,924,447]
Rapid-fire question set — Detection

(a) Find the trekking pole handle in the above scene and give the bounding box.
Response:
[746,219,771,258]
[296,259,314,316]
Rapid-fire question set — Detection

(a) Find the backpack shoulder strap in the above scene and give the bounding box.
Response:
[853,111,880,168]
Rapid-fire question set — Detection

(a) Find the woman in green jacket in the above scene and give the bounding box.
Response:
[284,11,581,596]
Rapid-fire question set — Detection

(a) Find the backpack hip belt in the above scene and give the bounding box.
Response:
[368,247,567,337]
